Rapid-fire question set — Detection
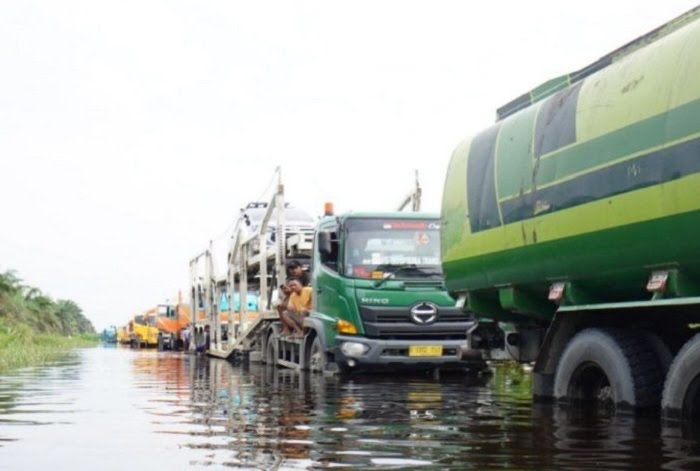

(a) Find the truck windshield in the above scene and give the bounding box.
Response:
[157,305,173,317]
[344,218,442,279]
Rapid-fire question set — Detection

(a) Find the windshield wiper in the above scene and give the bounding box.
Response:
[373,264,434,288]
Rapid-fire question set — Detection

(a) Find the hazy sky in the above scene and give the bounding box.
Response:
[1,1,697,330]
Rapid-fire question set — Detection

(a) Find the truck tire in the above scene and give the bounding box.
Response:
[308,336,327,374]
[266,334,278,367]
[553,328,663,410]
[662,333,700,421]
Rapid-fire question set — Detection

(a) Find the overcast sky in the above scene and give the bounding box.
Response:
[1,0,697,330]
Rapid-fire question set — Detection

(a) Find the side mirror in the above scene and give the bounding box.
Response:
[318,231,332,255]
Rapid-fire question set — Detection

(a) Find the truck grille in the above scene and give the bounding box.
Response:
[359,306,472,340]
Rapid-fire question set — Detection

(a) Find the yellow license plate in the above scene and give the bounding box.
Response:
[408,345,443,357]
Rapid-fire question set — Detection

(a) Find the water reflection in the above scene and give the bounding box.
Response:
[1,348,700,469]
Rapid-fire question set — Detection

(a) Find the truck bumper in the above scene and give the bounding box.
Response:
[333,336,485,372]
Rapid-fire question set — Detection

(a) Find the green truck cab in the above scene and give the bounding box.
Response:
[303,212,479,373]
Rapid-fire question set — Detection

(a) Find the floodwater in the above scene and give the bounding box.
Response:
[0,348,699,470]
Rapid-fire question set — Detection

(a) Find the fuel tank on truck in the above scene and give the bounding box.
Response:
[441,7,700,322]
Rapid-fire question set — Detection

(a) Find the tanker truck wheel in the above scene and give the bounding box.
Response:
[662,333,700,421]
[553,328,663,411]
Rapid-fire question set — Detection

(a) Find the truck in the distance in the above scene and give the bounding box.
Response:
[130,311,159,348]
[441,6,700,420]
[101,326,117,344]
[154,302,191,351]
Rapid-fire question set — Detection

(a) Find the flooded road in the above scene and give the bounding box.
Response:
[0,347,699,470]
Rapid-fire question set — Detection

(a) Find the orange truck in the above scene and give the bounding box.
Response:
[155,303,191,350]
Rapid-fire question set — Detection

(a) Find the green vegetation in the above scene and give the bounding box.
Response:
[0,269,97,372]
[0,326,97,372]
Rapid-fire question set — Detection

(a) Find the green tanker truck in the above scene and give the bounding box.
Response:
[441,6,700,419]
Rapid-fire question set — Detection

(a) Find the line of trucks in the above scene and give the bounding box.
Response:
[112,286,261,350]
[115,300,192,350]
[121,6,700,423]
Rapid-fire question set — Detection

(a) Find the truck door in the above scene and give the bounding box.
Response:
[314,225,346,318]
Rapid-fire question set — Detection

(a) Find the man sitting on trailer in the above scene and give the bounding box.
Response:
[275,284,291,314]
[280,277,312,337]
[286,260,310,287]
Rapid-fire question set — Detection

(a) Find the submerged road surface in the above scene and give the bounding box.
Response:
[0,347,698,470]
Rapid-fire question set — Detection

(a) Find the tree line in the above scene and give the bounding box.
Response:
[0,269,95,336]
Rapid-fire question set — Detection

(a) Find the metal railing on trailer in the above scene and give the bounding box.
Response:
[189,243,217,352]
[396,170,422,212]
[203,168,313,363]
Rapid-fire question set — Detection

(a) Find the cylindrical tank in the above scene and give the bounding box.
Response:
[441,11,700,312]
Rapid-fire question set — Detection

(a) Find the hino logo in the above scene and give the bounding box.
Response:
[362,298,390,305]
[410,302,438,325]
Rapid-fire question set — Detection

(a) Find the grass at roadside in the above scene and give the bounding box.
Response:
[0,323,98,373]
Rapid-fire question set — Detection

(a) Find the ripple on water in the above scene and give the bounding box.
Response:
[0,348,699,469]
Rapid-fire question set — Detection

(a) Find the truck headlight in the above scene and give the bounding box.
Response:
[341,341,369,357]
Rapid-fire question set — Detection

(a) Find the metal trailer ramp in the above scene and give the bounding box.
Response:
[275,336,304,370]
[207,312,278,360]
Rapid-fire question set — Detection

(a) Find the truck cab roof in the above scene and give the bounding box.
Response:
[318,211,439,227]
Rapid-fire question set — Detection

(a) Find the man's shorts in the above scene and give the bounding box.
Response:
[286,311,306,329]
